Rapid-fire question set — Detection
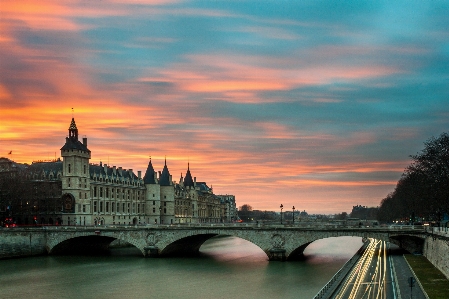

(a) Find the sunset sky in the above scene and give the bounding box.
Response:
[1,1,448,214]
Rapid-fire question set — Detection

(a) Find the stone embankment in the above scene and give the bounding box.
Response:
[424,226,449,279]
[0,228,47,259]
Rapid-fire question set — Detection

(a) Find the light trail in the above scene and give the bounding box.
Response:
[333,239,391,299]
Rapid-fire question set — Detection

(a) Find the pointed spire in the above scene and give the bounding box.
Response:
[159,158,171,186]
[143,158,156,184]
[184,162,194,187]
[68,117,78,140]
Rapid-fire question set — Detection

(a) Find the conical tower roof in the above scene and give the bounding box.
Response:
[183,162,194,187]
[159,158,171,186]
[143,158,157,184]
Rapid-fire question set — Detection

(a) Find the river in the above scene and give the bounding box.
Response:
[0,236,362,299]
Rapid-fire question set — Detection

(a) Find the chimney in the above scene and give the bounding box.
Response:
[100,161,102,167]
[83,137,87,146]
[118,167,122,176]
[194,177,196,187]
[138,171,141,179]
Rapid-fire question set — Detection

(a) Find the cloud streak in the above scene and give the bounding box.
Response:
[1,1,448,214]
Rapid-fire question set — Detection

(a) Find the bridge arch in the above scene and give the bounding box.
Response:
[150,229,276,259]
[389,234,425,254]
[43,227,427,260]
[46,230,149,256]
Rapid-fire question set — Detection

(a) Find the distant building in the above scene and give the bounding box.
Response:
[216,194,237,222]
[0,118,235,226]
[350,205,378,220]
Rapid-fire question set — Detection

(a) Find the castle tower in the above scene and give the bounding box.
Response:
[159,158,174,224]
[143,158,161,224]
[60,118,91,225]
[184,162,198,223]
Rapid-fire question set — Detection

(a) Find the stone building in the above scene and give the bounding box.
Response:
[1,118,236,226]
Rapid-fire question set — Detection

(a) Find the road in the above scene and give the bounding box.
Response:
[333,238,394,299]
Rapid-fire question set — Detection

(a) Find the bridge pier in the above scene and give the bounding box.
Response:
[268,248,286,261]
[144,246,160,258]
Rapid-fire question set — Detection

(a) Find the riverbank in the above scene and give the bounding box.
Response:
[405,254,449,299]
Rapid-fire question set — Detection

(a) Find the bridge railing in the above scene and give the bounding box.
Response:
[428,226,449,237]
[24,223,427,232]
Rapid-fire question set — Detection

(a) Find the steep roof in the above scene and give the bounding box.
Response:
[60,137,90,152]
[89,164,138,181]
[159,158,171,186]
[143,159,157,184]
[183,162,194,187]
[29,160,63,174]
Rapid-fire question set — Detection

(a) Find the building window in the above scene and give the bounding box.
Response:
[68,164,71,173]
[100,201,103,212]
[94,187,97,197]
[137,204,140,214]
[153,208,155,213]
[106,202,109,213]
[164,202,166,206]
[100,187,103,197]
[84,165,86,174]
[153,201,155,205]
[127,203,130,213]
[83,205,86,213]
[164,208,166,214]
[123,203,125,213]
[93,201,97,213]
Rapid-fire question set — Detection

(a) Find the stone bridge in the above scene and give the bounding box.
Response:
[44,224,427,260]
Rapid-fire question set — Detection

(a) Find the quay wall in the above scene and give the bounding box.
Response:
[423,227,449,279]
[0,229,47,259]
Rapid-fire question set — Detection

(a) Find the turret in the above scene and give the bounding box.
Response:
[143,158,161,224]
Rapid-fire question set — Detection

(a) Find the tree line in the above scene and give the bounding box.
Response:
[377,133,449,223]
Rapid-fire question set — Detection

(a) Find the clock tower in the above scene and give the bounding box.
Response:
[60,118,91,225]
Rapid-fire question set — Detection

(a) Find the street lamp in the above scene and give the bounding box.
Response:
[292,206,295,224]
[280,204,283,224]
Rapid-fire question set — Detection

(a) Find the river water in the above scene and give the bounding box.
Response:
[0,236,362,299]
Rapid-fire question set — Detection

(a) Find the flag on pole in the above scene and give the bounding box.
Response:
[8,151,12,155]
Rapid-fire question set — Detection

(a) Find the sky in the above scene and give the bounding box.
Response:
[1,1,448,214]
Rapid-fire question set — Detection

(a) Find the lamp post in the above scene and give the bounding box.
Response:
[280,204,283,224]
[292,206,295,224]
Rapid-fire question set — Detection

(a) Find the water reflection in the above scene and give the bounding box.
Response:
[0,235,362,299]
